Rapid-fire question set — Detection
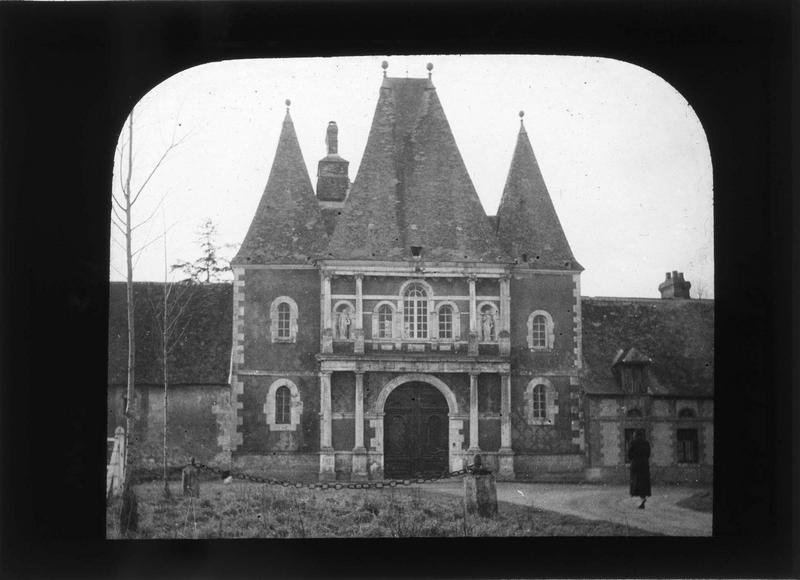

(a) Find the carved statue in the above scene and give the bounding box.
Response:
[337,309,351,339]
[481,311,495,342]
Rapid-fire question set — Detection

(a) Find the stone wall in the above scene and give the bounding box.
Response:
[107,384,230,470]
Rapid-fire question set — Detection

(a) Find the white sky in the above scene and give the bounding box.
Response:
[110,54,713,298]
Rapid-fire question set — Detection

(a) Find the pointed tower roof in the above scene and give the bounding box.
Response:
[233,104,329,265]
[496,113,582,270]
[324,71,509,263]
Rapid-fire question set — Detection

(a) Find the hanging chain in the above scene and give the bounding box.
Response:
[188,459,476,491]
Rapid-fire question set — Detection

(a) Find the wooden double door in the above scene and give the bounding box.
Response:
[384,382,449,478]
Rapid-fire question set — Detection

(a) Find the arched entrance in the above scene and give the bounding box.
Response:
[383,382,449,478]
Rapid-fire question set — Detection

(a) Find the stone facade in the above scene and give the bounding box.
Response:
[107,69,713,485]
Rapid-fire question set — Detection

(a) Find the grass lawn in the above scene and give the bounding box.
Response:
[107,479,657,538]
[675,489,713,513]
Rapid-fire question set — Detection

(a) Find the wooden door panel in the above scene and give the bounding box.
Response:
[384,382,448,478]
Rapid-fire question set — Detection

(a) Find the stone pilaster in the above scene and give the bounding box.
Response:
[354,275,364,354]
[352,372,367,480]
[321,273,332,353]
[319,372,335,480]
[468,373,480,452]
[498,373,515,479]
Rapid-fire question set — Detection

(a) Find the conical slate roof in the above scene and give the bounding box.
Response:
[324,77,509,263]
[496,121,582,270]
[232,110,329,265]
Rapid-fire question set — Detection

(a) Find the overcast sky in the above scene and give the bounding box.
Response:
[110,54,713,298]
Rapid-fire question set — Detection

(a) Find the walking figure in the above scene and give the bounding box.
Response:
[628,431,651,509]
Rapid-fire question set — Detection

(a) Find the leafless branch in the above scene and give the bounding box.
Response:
[130,133,188,207]
[131,191,168,232]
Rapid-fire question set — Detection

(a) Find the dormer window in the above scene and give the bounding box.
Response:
[410,246,423,258]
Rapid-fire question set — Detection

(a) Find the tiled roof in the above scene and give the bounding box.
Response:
[324,77,509,263]
[232,111,329,265]
[581,297,714,397]
[496,123,582,270]
[107,282,232,386]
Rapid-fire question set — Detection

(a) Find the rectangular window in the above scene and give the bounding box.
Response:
[532,385,546,420]
[378,306,393,338]
[438,307,453,339]
[677,428,699,463]
[277,304,291,338]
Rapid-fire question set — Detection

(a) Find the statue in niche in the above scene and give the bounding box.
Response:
[481,311,495,342]
[337,308,351,339]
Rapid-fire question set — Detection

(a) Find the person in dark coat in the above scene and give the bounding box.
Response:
[628,431,652,509]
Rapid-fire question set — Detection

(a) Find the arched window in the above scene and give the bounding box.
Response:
[532,384,547,421]
[678,408,696,419]
[378,304,393,338]
[525,378,557,425]
[527,310,555,351]
[264,379,303,431]
[438,305,453,339]
[403,283,428,339]
[269,297,298,343]
[531,315,547,347]
[277,303,291,339]
[275,386,291,424]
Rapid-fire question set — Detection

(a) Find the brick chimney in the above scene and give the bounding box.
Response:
[658,270,691,299]
[316,121,350,202]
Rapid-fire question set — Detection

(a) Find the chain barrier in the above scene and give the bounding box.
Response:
[188,459,479,491]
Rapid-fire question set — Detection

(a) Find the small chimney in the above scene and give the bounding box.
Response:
[658,270,691,299]
[316,121,349,202]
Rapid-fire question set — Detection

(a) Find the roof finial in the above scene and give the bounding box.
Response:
[381,60,388,77]
[426,62,433,79]
[519,110,525,131]
[285,98,291,111]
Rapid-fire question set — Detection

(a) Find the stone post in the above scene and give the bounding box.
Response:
[352,371,368,480]
[498,373,515,479]
[319,372,335,480]
[463,455,498,518]
[468,373,480,452]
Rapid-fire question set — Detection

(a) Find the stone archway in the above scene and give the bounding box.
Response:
[371,374,465,476]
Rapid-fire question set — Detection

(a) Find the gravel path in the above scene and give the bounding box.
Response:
[426,482,712,536]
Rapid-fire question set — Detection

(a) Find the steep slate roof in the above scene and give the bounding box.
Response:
[581,298,714,397]
[495,121,582,270]
[107,282,232,386]
[325,77,509,263]
[232,110,329,265]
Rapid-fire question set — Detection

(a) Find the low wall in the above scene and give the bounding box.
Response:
[107,384,230,469]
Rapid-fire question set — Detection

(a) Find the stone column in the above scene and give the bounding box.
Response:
[321,273,333,353]
[498,373,515,479]
[499,276,511,355]
[354,274,365,353]
[319,372,335,480]
[468,276,478,356]
[352,371,367,480]
[468,373,480,452]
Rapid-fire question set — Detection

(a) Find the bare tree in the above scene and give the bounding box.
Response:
[146,216,196,497]
[110,106,187,533]
[693,278,707,299]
